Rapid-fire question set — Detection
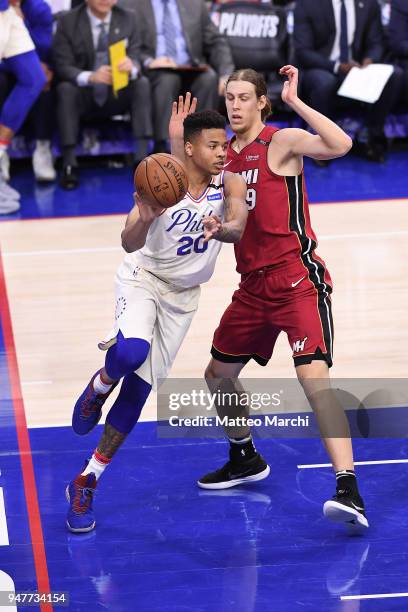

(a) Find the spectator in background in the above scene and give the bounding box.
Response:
[0,0,46,213]
[53,0,152,190]
[0,0,55,182]
[210,1,264,3]
[47,0,77,11]
[389,0,408,103]
[294,0,403,164]
[133,0,234,153]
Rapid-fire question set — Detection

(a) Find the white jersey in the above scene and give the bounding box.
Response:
[125,171,226,288]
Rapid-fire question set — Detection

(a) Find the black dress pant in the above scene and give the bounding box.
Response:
[147,67,219,141]
[56,76,153,148]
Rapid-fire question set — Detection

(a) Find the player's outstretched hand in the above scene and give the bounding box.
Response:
[279,65,299,106]
[169,92,198,142]
[203,215,223,243]
[134,192,165,223]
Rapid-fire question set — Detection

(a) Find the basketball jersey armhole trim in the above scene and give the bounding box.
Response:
[229,125,303,180]
[265,129,304,179]
[220,170,225,199]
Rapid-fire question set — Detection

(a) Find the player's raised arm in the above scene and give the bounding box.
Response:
[203,173,248,244]
[121,193,165,253]
[169,92,197,163]
[274,65,353,161]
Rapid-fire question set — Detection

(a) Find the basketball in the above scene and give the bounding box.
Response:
[134,153,189,208]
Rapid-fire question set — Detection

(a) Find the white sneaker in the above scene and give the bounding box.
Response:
[32,140,56,182]
[0,196,20,215]
[0,150,10,182]
[0,172,20,201]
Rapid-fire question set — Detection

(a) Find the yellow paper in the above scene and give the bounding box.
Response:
[109,40,129,96]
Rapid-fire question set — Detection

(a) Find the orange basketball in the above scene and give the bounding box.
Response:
[134,153,189,208]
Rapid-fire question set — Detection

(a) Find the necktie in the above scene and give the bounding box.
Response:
[93,22,110,107]
[339,0,349,64]
[162,0,178,61]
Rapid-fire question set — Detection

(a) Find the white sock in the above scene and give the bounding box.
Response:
[228,434,252,445]
[0,148,6,168]
[82,452,111,481]
[35,139,51,151]
[93,372,113,394]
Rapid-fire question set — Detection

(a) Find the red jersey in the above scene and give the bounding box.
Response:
[226,125,319,274]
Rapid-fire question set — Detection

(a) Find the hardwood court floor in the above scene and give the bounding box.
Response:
[0,198,407,428]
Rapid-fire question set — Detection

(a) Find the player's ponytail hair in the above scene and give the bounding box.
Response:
[226,69,272,121]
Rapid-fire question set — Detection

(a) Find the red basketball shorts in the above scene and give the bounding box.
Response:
[211,258,334,368]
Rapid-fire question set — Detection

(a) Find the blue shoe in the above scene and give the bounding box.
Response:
[72,371,118,435]
[66,470,97,533]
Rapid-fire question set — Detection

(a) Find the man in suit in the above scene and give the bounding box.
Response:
[133,0,234,153]
[389,0,408,103]
[53,0,152,189]
[294,0,403,163]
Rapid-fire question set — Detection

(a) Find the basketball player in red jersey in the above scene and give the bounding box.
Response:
[193,66,368,531]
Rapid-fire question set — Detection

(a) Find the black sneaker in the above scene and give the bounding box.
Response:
[323,487,369,532]
[197,453,270,490]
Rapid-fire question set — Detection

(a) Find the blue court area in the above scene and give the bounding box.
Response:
[1,149,408,221]
[7,424,408,611]
[3,317,408,609]
[2,305,408,611]
[0,322,38,596]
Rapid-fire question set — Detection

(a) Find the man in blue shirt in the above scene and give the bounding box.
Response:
[134,0,234,152]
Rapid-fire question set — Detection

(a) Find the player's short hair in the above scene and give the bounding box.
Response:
[226,68,273,120]
[184,110,226,143]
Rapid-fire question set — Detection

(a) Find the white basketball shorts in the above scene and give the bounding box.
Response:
[98,261,200,389]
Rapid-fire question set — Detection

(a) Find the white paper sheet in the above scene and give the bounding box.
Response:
[337,64,394,104]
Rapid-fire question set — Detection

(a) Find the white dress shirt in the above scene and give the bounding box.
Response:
[330,0,356,72]
[77,9,137,87]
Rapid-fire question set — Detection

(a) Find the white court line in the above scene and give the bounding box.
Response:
[341,593,408,601]
[319,230,408,241]
[0,488,9,546]
[0,571,17,612]
[3,230,408,257]
[21,380,53,387]
[298,459,408,469]
[2,246,121,257]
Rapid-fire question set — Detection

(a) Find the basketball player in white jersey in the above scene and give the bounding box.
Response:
[66,98,248,533]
